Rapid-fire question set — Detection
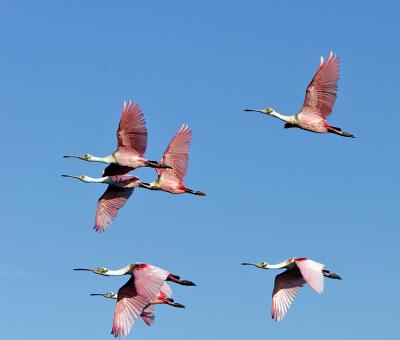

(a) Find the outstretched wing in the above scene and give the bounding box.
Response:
[158,124,191,185]
[117,101,147,155]
[132,263,170,302]
[294,258,324,294]
[94,186,134,232]
[301,52,339,120]
[271,268,305,321]
[112,276,148,337]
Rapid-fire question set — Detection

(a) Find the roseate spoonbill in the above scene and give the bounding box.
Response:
[63,101,171,176]
[241,257,341,321]
[62,174,148,232]
[75,263,195,337]
[245,52,355,138]
[74,262,196,287]
[91,282,184,333]
[141,124,206,196]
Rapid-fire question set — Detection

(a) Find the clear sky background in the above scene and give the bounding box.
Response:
[0,0,399,339]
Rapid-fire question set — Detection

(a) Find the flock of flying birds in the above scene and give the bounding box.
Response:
[63,51,352,337]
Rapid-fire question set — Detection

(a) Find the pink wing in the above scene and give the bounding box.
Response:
[271,268,305,321]
[140,282,172,326]
[112,277,148,337]
[158,124,191,184]
[301,52,339,120]
[140,304,155,326]
[159,282,172,298]
[117,101,147,156]
[132,263,170,302]
[294,258,324,293]
[94,186,134,232]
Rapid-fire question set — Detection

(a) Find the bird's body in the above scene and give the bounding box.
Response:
[91,282,185,329]
[75,262,194,337]
[245,52,355,138]
[242,257,341,321]
[64,101,171,176]
[143,124,205,196]
[62,174,147,232]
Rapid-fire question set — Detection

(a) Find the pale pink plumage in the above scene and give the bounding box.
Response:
[246,52,354,137]
[111,264,170,337]
[140,282,173,326]
[156,124,191,193]
[271,258,325,321]
[301,52,339,120]
[94,175,141,232]
[117,101,147,154]
[112,276,148,337]
[296,52,351,136]
[103,101,148,176]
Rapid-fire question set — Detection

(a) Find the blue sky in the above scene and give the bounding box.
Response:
[0,0,399,339]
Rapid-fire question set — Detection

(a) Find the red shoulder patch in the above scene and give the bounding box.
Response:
[295,257,308,262]
[135,263,149,270]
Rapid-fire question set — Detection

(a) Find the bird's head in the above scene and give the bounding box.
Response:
[61,174,91,182]
[92,267,109,275]
[63,154,95,161]
[244,107,274,116]
[74,267,109,275]
[241,261,270,269]
[90,292,117,299]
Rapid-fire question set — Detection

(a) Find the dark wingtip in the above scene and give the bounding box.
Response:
[172,303,185,308]
[342,132,356,138]
[181,280,196,286]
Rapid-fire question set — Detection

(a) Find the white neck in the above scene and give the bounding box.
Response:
[270,110,293,123]
[81,176,110,184]
[266,258,294,269]
[88,155,115,164]
[104,265,131,276]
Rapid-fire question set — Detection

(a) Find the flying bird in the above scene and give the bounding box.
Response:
[242,257,341,321]
[62,174,148,232]
[91,282,185,335]
[75,262,195,337]
[74,262,196,288]
[142,124,206,195]
[245,52,355,137]
[64,101,171,176]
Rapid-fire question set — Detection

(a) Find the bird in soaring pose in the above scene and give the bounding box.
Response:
[64,101,171,176]
[90,282,185,329]
[241,257,341,321]
[141,124,206,196]
[245,52,355,137]
[62,174,149,232]
[75,262,195,337]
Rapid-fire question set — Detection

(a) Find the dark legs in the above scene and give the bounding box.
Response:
[167,273,196,286]
[185,188,206,196]
[322,269,342,280]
